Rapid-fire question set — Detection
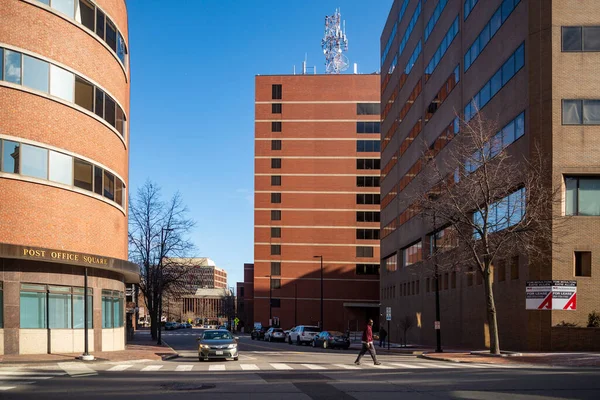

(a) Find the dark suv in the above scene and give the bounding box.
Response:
[251,326,268,340]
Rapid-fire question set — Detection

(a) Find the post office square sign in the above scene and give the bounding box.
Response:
[526,280,576,310]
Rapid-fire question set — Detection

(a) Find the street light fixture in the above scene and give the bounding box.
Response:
[313,255,324,330]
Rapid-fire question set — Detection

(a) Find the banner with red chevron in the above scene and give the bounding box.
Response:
[526,280,577,310]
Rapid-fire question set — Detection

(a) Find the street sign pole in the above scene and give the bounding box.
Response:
[387,320,390,351]
[385,306,391,350]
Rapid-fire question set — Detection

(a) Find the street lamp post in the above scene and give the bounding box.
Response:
[313,255,324,330]
[157,227,173,346]
[431,207,443,353]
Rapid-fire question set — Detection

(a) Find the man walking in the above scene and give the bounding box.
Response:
[354,319,381,365]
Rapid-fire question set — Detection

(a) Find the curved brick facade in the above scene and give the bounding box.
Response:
[0,0,135,355]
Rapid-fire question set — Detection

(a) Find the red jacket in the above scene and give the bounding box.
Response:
[362,325,373,343]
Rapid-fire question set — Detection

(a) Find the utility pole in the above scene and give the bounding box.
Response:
[432,208,443,353]
[313,255,324,330]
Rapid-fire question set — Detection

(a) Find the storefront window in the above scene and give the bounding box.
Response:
[102,290,124,328]
[20,286,47,329]
[73,290,93,329]
[20,284,93,329]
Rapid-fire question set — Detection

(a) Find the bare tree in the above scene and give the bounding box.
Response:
[128,180,196,340]
[408,110,565,354]
[398,315,414,347]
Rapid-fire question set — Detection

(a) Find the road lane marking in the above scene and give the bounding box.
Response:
[426,363,455,368]
[301,364,326,370]
[57,362,98,377]
[271,363,293,370]
[0,376,54,381]
[209,365,226,371]
[0,371,65,376]
[240,364,260,371]
[175,365,194,372]
[107,365,133,372]
[388,363,426,369]
[141,365,163,372]
[0,386,16,391]
[333,364,360,370]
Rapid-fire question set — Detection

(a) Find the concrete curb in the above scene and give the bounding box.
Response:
[420,353,478,364]
[161,353,179,361]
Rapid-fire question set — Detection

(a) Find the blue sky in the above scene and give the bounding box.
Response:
[127,1,393,290]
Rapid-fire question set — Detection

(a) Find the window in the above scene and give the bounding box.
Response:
[271,262,281,276]
[402,241,423,267]
[1,140,20,173]
[381,20,397,65]
[356,140,381,152]
[575,251,592,277]
[94,87,105,118]
[271,227,281,238]
[356,264,380,275]
[96,9,105,39]
[116,106,125,137]
[49,150,73,185]
[272,103,282,114]
[115,179,123,206]
[356,211,380,222]
[563,100,600,125]
[425,16,459,77]
[271,193,281,203]
[384,253,398,272]
[75,76,94,112]
[271,245,281,255]
[104,95,116,127]
[271,210,281,220]
[510,256,519,280]
[356,246,374,258]
[117,33,128,65]
[464,0,479,20]
[399,0,422,56]
[271,121,282,132]
[94,165,103,195]
[21,144,48,179]
[74,158,93,191]
[357,103,380,115]
[23,55,49,93]
[429,225,459,254]
[356,229,380,240]
[357,176,380,187]
[562,26,600,52]
[78,0,95,31]
[102,290,124,329]
[565,176,600,216]
[356,159,380,170]
[272,84,282,100]
[271,158,281,169]
[356,194,380,204]
[105,18,117,52]
[103,170,115,200]
[270,298,281,308]
[4,50,22,84]
[271,176,281,186]
[425,0,448,41]
[52,0,75,18]
[271,140,282,150]
[50,64,75,102]
[49,286,72,328]
[20,285,47,329]
[356,122,381,134]
[473,188,525,237]
[270,279,281,289]
[497,260,506,282]
[404,40,422,76]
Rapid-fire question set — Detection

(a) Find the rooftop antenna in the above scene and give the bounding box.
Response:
[321,8,349,74]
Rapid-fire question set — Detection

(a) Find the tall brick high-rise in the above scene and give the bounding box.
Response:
[0,0,137,355]
[380,0,600,351]
[254,74,381,332]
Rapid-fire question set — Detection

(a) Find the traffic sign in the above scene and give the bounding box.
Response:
[434,321,440,330]
[385,306,392,321]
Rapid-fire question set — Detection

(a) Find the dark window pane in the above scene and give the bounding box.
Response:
[104,95,116,127]
[271,158,281,169]
[115,179,123,206]
[272,84,282,100]
[96,9,105,39]
[79,0,95,31]
[583,26,600,51]
[271,227,281,238]
[271,245,281,255]
[106,18,117,51]
[272,103,282,113]
[103,170,115,200]
[271,210,281,220]
[75,77,94,112]
[271,122,282,132]
[562,26,582,51]
[94,166,103,195]
[271,193,281,203]
[583,100,600,124]
[271,176,281,186]
[74,158,93,191]
[117,33,127,65]
[4,50,22,84]
[563,100,583,125]
[271,140,282,150]
[2,140,20,173]
[0,48,3,80]
[116,105,124,136]
[271,262,281,276]
[95,88,104,118]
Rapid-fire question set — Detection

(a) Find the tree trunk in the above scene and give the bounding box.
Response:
[150,309,158,340]
[483,267,500,354]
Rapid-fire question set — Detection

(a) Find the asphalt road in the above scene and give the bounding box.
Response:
[2,329,600,399]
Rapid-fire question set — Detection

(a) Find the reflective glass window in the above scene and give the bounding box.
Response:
[583,100,600,124]
[96,9,105,39]
[50,64,74,102]
[0,48,3,80]
[579,178,600,216]
[115,179,123,206]
[104,95,116,127]
[21,144,48,179]
[94,165,103,195]
[562,100,582,125]
[95,88,104,118]
[20,291,47,329]
[73,294,93,329]
[4,50,22,85]
[49,150,73,185]
[77,0,95,31]
[23,55,49,93]
[106,18,117,52]
[116,106,124,136]
[102,295,113,328]
[74,76,94,112]
[583,26,600,51]
[562,27,582,51]
[565,177,578,216]
[52,0,75,18]
[48,292,72,329]
[117,33,127,64]
[74,158,93,191]
[1,140,20,173]
[103,170,115,200]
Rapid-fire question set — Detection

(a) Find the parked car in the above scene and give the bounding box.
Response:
[312,331,350,350]
[265,327,286,342]
[197,329,239,361]
[165,322,178,330]
[286,327,296,344]
[288,325,320,345]
[251,326,268,340]
[185,322,192,328]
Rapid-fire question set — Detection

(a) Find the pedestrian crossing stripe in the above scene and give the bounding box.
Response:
[208,365,226,371]
[175,365,194,372]
[107,365,132,372]
[301,364,326,370]
[270,363,293,370]
[240,364,259,371]
[140,365,163,372]
[332,364,360,370]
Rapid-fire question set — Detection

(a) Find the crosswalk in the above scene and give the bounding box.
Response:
[0,368,66,392]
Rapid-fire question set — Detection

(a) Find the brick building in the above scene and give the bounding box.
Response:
[0,0,137,354]
[169,257,228,291]
[254,74,381,332]
[380,0,600,350]
[236,263,254,332]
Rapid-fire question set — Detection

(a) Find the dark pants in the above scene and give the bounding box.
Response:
[355,343,378,364]
[379,336,386,347]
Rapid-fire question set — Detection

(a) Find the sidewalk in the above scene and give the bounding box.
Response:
[0,329,178,365]
[348,339,430,355]
[422,351,600,368]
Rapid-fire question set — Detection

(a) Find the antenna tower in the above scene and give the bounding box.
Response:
[321,9,349,74]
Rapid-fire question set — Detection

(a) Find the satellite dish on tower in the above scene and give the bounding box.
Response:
[321,9,349,74]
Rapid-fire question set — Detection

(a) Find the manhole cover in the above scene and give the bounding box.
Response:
[161,383,216,391]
